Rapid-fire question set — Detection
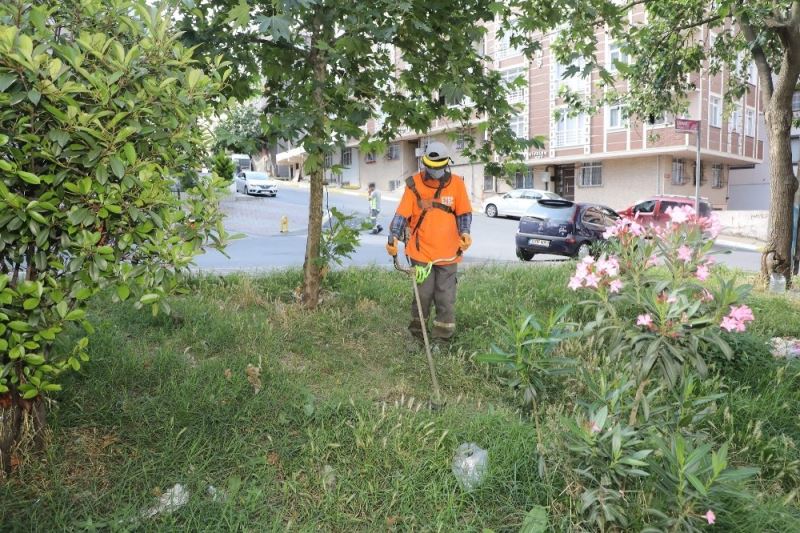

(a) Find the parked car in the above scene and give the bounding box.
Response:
[236,171,278,197]
[515,199,620,261]
[482,189,562,218]
[618,195,711,225]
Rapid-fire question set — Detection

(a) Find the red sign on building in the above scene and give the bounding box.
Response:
[675,118,700,134]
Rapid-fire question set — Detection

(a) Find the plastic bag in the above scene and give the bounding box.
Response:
[769,273,787,293]
[451,443,488,491]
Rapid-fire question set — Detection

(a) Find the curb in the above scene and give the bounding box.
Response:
[715,238,764,252]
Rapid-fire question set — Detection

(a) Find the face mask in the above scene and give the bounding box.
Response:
[427,168,446,180]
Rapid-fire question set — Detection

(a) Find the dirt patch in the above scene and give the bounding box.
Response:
[59,427,121,494]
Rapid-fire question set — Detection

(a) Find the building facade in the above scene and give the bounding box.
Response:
[276,8,766,210]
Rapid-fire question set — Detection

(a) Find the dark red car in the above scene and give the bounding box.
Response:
[618,195,712,225]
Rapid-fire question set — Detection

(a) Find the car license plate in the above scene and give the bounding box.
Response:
[529,238,549,247]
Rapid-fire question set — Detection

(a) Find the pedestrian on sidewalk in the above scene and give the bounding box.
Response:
[368,182,383,234]
[386,142,473,340]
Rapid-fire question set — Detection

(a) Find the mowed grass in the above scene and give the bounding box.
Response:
[2,265,800,531]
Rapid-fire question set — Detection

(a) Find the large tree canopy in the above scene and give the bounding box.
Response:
[179,0,539,306]
[503,0,800,282]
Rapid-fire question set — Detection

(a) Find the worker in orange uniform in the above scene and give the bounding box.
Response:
[386,142,473,340]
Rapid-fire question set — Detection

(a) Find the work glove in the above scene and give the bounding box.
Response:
[386,236,399,257]
[459,233,472,252]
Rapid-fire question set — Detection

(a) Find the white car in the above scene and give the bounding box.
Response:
[482,189,562,218]
[236,171,278,197]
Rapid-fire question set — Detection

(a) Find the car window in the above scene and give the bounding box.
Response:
[526,203,576,222]
[599,208,620,226]
[506,190,523,199]
[634,200,656,214]
[246,172,270,180]
[582,207,605,227]
[699,202,711,217]
[522,191,542,199]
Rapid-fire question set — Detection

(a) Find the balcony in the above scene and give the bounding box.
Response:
[552,130,584,148]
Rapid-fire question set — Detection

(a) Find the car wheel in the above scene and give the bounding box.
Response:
[485,204,498,218]
[576,242,591,259]
[516,247,535,262]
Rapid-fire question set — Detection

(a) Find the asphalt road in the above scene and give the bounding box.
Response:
[194,185,763,273]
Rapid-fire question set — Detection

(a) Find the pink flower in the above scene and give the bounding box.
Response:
[581,255,596,265]
[665,205,693,224]
[575,262,590,278]
[584,272,601,288]
[637,314,654,327]
[609,279,624,293]
[677,245,693,263]
[596,256,620,277]
[729,304,754,322]
[696,263,710,281]
[701,289,714,302]
[646,254,659,268]
[590,421,601,433]
[704,509,716,525]
[568,276,584,291]
[721,317,745,332]
[667,294,678,304]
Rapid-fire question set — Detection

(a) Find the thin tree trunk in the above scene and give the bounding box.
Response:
[301,8,328,308]
[763,106,798,282]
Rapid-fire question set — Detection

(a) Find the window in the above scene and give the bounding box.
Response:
[483,175,496,192]
[672,159,685,185]
[514,170,534,189]
[500,66,527,103]
[455,134,469,151]
[324,153,333,168]
[582,207,606,228]
[495,19,521,59]
[607,41,628,73]
[793,92,800,113]
[386,143,400,160]
[554,111,585,147]
[509,112,528,139]
[745,108,755,137]
[748,62,757,85]
[341,148,352,167]
[579,162,602,187]
[709,96,722,128]
[608,104,626,129]
[633,200,656,214]
[444,92,465,107]
[389,179,402,191]
[729,103,742,133]
[365,152,376,164]
[711,163,724,189]
[555,58,586,92]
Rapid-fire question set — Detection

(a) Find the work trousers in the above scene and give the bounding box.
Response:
[409,262,458,340]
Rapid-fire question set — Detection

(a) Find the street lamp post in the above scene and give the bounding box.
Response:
[676,118,702,212]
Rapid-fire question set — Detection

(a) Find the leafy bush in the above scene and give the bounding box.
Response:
[318,207,368,273]
[211,151,236,181]
[0,0,230,467]
[477,307,575,408]
[572,206,753,386]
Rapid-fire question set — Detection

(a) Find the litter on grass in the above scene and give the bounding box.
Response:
[452,443,488,491]
[770,337,800,360]
[140,483,189,519]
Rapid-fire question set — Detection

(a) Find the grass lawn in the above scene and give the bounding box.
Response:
[2,265,799,531]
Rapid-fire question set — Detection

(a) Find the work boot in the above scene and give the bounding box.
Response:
[431,321,455,341]
[409,318,426,340]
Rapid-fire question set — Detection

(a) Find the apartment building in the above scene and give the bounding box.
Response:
[276,7,765,210]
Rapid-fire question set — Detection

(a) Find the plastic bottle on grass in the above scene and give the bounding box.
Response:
[452,443,488,491]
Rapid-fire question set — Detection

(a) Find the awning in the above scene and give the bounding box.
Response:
[276,146,306,165]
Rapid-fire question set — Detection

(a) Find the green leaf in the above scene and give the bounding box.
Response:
[123,142,136,164]
[117,285,130,301]
[140,293,159,304]
[23,298,40,310]
[17,171,41,185]
[227,0,250,27]
[65,309,86,321]
[9,321,32,332]
[109,155,125,179]
[686,473,708,496]
[22,388,39,400]
[520,505,548,533]
[23,354,45,366]
[28,88,41,105]
[75,287,92,300]
[0,72,16,92]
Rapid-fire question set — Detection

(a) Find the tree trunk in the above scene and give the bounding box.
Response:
[301,9,328,309]
[0,386,46,477]
[763,102,800,284]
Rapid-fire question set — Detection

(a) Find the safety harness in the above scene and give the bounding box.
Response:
[404,173,461,258]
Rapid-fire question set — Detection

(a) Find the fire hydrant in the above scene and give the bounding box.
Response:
[280,215,289,234]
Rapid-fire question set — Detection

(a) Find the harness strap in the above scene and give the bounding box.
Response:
[405,174,461,256]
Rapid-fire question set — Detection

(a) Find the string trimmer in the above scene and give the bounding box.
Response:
[389,236,459,410]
